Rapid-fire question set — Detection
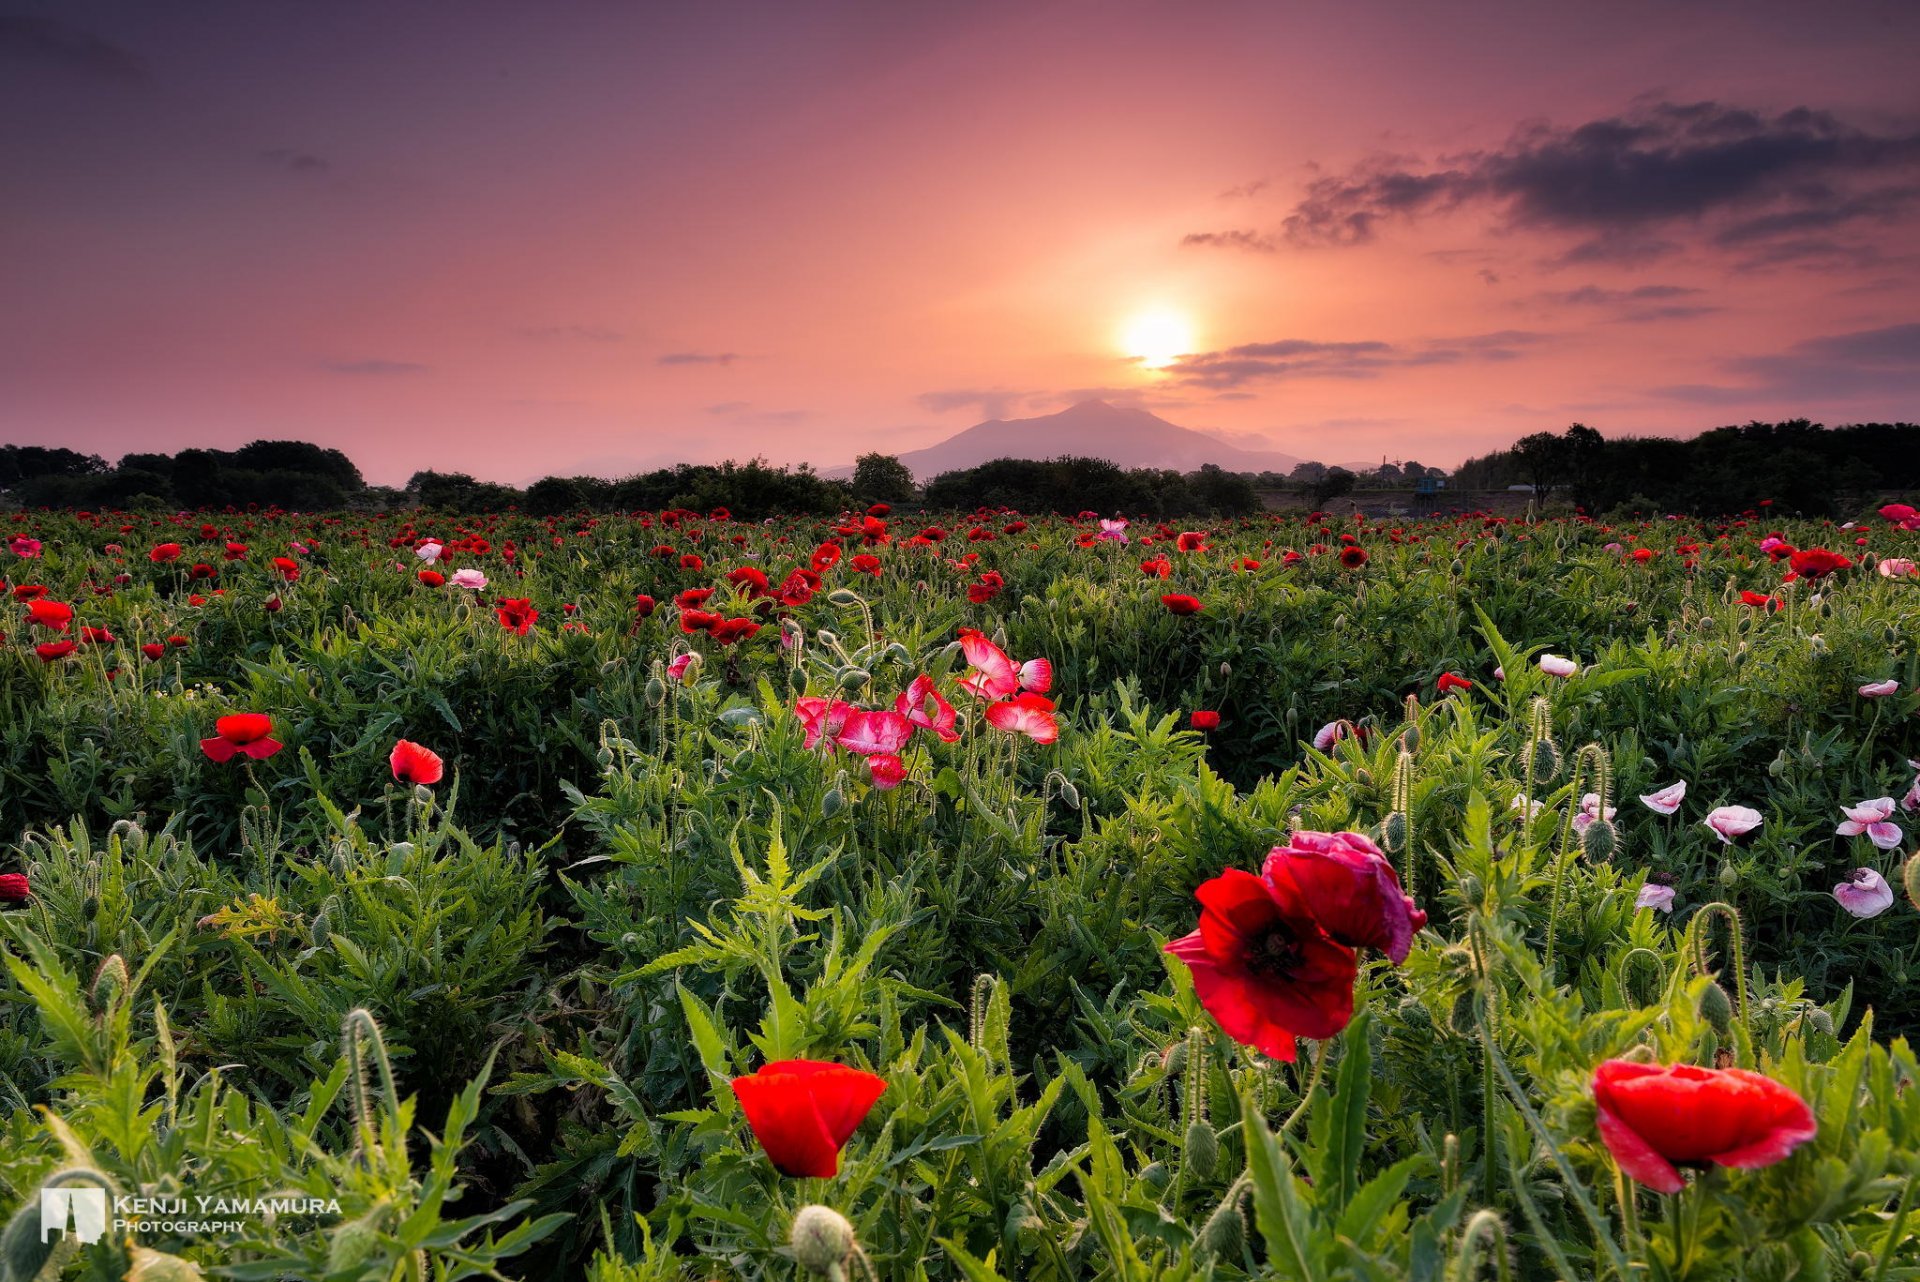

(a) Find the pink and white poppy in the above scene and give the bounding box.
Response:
[1639,781,1687,815]
[1878,557,1917,578]
[793,697,854,750]
[1635,883,1676,913]
[1703,805,1764,844]
[416,541,443,561]
[1095,519,1130,544]
[1314,720,1368,751]
[8,536,41,558]
[1836,797,1903,849]
[983,693,1059,744]
[450,568,488,590]
[1833,868,1895,918]
[956,628,1020,700]
[666,653,697,683]
[1858,679,1900,698]
[1573,793,1617,833]
[895,675,960,743]
[867,754,908,790]
[1510,794,1545,821]
[834,710,915,757]
[1904,762,1920,813]
[1539,655,1579,678]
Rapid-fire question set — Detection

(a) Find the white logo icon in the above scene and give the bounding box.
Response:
[40,1187,108,1244]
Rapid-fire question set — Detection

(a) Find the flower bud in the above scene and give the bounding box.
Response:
[1579,817,1618,861]
[1699,980,1734,1034]
[1382,811,1408,853]
[1530,737,1561,781]
[826,589,862,607]
[836,668,871,690]
[1183,1120,1219,1181]
[1197,1193,1246,1257]
[1058,780,1081,810]
[790,1205,855,1277]
[1719,862,1739,888]
[820,786,845,819]
[1138,1161,1172,1194]
[1903,851,1920,913]
[1805,1008,1834,1037]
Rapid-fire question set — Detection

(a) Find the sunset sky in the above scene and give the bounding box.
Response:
[4,0,1918,486]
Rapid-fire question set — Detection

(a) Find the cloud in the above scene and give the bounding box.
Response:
[1181,228,1278,253]
[0,15,146,82]
[1221,178,1269,199]
[703,401,810,424]
[657,351,739,366]
[705,400,751,415]
[1165,331,1548,389]
[324,359,427,376]
[1539,283,1720,322]
[915,388,1032,419]
[517,323,625,342]
[1652,321,1920,403]
[1281,101,1920,257]
[259,148,329,174]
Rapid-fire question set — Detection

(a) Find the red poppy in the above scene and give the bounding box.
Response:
[1161,594,1204,615]
[0,872,28,903]
[679,553,705,572]
[1591,1060,1816,1194]
[149,542,183,563]
[200,713,283,763]
[1176,531,1209,552]
[1739,590,1780,611]
[1165,831,1424,1060]
[983,692,1059,743]
[633,593,657,618]
[1140,557,1172,579]
[810,542,843,573]
[390,739,445,786]
[709,617,762,645]
[79,626,114,644]
[418,569,445,587]
[850,553,882,576]
[966,571,1004,604]
[26,600,74,631]
[35,640,77,662]
[141,642,166,660]
[729,1059,887,1178]
[1631,547,1655,563]
[1787,547,1852,579]
[676,588,715,609]
[1436,672,1473,693]
[867,753,908,790]
[1190,710,1221,731]
[896,675,960,742]
[496,598,539,634]
[1338,546,1370,569]
[272,556,301,582]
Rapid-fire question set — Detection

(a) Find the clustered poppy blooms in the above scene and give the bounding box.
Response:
[1166,831,1425,1060]
[729,1059,887,1178]
[1591,1059,1816,1193]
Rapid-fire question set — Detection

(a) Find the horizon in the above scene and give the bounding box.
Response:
[4,1,1919,486]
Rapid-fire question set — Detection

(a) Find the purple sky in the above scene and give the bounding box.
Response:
[3,0,1917,485]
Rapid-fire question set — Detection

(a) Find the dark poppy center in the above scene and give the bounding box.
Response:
[1246,919,1305,978]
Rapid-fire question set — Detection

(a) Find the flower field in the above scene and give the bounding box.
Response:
[2,501,1919,1281]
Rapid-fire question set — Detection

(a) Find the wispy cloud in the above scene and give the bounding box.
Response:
[517,324,625,342]
[259,148,329,174]
[1165,331,1548,389]
[0,15,146,82]
[1538,283,1720,323]
[1181,228,1278,253]
[915,388,1032,419]
[324,358,427,376]
[658,351,739,366]
[1653,321,1920,404]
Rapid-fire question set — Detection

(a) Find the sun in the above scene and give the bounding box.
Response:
[1121,308,1194,371]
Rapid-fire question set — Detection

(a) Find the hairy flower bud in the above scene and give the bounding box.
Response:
[1580,817,1618,861]
[1183,1119,1220,1181]
[1198,1191,1247,1257]
[1699,980,1734,1034]
[790,1205,855,1277]
[1530,737,1561,781]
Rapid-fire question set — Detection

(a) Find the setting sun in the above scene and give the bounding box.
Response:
[1122,308,1194,371]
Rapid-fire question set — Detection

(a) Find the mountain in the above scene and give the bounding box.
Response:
[878,400,1302,480]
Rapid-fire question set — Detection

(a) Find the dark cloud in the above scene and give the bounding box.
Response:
[259,148,329,174]
[517,324,624,342]
[1166,332,1547,389]
[324,359,427,376]
[1653,321,1920,403]
[0,15,146,82]
[1540,283,1720,323]
[1282,102,1920,258]
[657,351,739,366]
[915,388,1031,419]
[1181,228,1279,253]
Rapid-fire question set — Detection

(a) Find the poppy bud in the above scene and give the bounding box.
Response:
[310,911,331,946]
[1530,737,1561,780]
[1456,874,1484,909]
[1399,725,1421,753]
[815,628,840,648]
[826,589,862,607]
[1397,994,1433,1030]
[127,1247,200,1282]
[1699,979,1734,1034]
[644,676,666,705]
[1719,862,1739,888]
[789,1205,855,1278]
[1163,1040,1189,1075]
[330,846,351,877]
[1183,1119,1219,1181]
[883,642,911,664]
[1382,811,1408,853]
[1767,749,1791,778]
[1448,990,1481,1036]
[92,954,130,1010]
[1806,1008,1834,1037]
[1220,661,1231,678]
[1808,633,1827,655]
[81,895,100,920]
[1138,1161,1172,1195]
[1450,560,1465,576]
[1580,817,1618,860]
[1903,852,1920,913]
[413,784,434,807]
[1058,780,1081,810]
[836,668,870,690]
[821,786,845,818]
[1197,1191,1247,1257]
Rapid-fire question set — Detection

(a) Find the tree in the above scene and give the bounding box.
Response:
[851,453,916,503]
[1307,467,1356,506]
[1510,431,1571,498]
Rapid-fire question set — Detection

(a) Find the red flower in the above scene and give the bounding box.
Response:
[709,617,762,645]
[1739,589,1780,611]
[0,872,28,903]
[1788,547,1851,579]
[850,553,882,576]
[390,739,445,786]
[679,553,705,572]
[1592,1060,1817,1194]
[729,1059,887,1178]
[1161,593,1204,615]
[149,542,183,563]
[983,692,1059,743]
[79,626,115,644]
[810,542,843,573]
[26,600,74,631]
[496,598,539,634]
[418,569,446,587]
[1190,710,1221,731]
[35,640,76,662]
[867,754,908,790]
[633,593,657,618]
[1164,832,1425,1060]
[200,713,283,763]
[1436,672,1473,694]
[1176,531,1209,552]
[1338,546,1370,569]
[272,556,301,582]
[896,675,960,743]
[141,642,167,660]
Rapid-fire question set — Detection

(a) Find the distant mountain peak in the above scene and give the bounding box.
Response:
[876,401,1301,480]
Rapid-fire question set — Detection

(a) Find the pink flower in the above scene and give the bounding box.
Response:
[793,697,854,749]
[1635,883,1676,913]
[1573,792,1617,833]
[666,653,696,683]
[983,693,1059,743]
[450,568,488,590]
[1836,797,1903,849]
[1095,519,1130,544]
[956,628,1019,699]
[1313,721,1359,751]
[1878,503,1920,531]
[1833,868,1895,918]
[8,536,41,558]
[1903,763,1920,814]
[1510,794,1545,821]
[1639,781,1687,815]
[1703,805,1764,844]
[1859,679,1900,698]
[1538,655,1579,678]
[1878,557,1917,579]
[835,709,916,757]
[895,675,960,743]
[416,542,444,561]
[867,754,908,790]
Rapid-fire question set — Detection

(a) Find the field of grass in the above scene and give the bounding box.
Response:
[1,502,1917,1280]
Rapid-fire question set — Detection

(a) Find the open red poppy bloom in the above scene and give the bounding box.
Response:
[496,598,539,634]
[150,542,183,563]
[1338,546,1370,569]
[983,692,1059,743]
[418,569,445,587]
[1190,710,1221,731]
[730,1059,887,1178]
[1166,831,1425,1060]
[25,600,73,631]
[272,556,301,582]
[1592,1060,1816,1194]
[1788,547,1851,579]
[390,739,445,785]
[1436,672,1473,693]
[1161,594,1204,615]
[35,640,77,662]
[200,713,283,763]
[1739,590,1780,611]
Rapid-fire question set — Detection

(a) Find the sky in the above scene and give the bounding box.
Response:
[2,0,1918,486]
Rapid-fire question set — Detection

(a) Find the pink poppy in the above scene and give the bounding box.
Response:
[983,693,1059,743]
[867,754,908,790]
[1833,868,1895,918]
[1639,781,1687,815]
[8,536,41,558]
[1879,557,1917,578]
[451,568,488,590]
[895,675,960,743]
[835,710,915,757]
[1858,679,1900,698]
[1635,883,1676,913]
[1538,655,1579,678]
[793,697,854,750]
[1703,805,1764,844]
[1573,792,1617,834]
[1836,797,1903,849]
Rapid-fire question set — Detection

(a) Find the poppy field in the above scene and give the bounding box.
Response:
[2,500,1919,1281]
